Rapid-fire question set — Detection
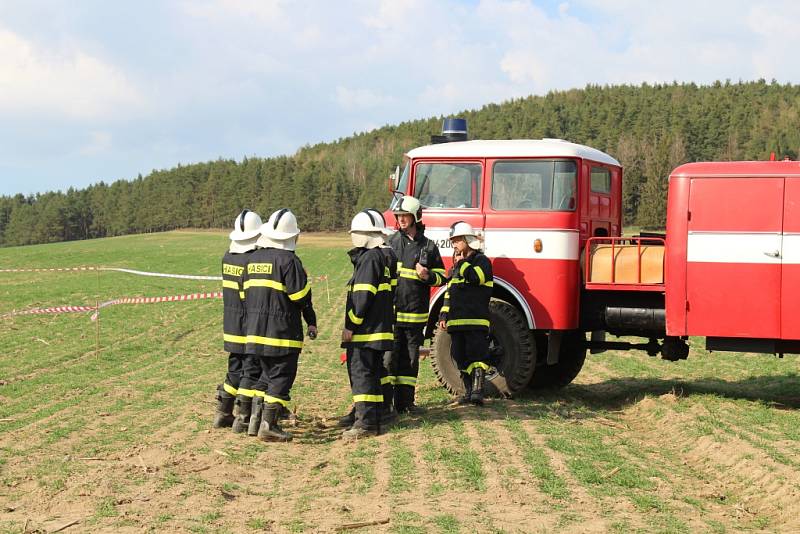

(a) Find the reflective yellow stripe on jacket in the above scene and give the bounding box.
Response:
[245,335,304,349]
[351,332,394,343]
[244,279,287,291]
[288,282,311,301]
[223,334,247,344]
[352,283,392,294]
[348,309,364,325]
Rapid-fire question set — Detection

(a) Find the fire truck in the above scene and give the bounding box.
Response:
[385,118,800,397]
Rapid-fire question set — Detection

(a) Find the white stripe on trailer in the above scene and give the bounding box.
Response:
[687,232,783,264]
[783,233,800,264]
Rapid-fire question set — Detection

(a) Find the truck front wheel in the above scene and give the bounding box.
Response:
[529,331,587,389]
[431,299,536,398]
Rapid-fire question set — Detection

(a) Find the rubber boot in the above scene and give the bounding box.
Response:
[396,385,424,414]
[470,368,485,406]
[231,395,252,433]
[248,396,264,436]
[213,385,236,428]
[342,402,378,440]
[337,406,356,428]
[258,403,293,442]
[456,373,472,405]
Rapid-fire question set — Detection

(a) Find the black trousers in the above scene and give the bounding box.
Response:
[450,330,490,373]
[391,326,423,385]
[346,347,383,427]
[390,326,424,408]
[238,353,298,405]
[238,354,262,397]
[254,354,299,407]
[223,352,245,394]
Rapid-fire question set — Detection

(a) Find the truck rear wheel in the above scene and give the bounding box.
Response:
[431,299,536,398]
[529,331,587,389]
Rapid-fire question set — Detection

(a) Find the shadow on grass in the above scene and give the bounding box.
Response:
[561,373,800,410]
[283,372,800,440]
[395,371,800,430]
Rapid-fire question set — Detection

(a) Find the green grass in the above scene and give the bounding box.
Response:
[2,230,800,532]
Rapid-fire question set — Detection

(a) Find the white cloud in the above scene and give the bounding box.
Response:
[335,86,396,111]
[79,131,113,156]
[0,29,146,120]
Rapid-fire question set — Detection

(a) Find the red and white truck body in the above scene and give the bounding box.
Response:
[387,123,799,395]
[664,161,800,351]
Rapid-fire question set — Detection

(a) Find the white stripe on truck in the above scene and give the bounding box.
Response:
[425,227,580,261]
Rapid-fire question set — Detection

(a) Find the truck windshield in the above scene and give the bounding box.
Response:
[413,162,482,209]
[491,160,577,211]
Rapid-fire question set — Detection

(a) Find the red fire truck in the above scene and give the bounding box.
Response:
[385,119,800,397]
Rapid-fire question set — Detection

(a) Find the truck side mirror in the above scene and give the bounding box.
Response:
[388,165,400,192]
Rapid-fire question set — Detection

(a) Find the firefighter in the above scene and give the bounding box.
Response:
[387,196,446,413]
[238,208,317,442]
[338,209,398,429]
[438,221,493,405]
[341,210,395,439]
[214,209,263,428]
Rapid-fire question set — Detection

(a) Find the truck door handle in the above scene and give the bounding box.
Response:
[764,250,781,258]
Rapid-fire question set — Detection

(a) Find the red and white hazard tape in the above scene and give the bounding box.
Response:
[2,291,223,320]
[6,304,99,317]
[0,266,221,280]
[0,267,100,273]
[0,266,329,282]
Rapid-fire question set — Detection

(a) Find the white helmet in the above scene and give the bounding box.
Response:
[229,209,263,241]
[350,209,386,249]
[449,220,482,250]
[392,195,422,223]
[257,208,301,251]
[229,209,263,253]
[365,208,395,236]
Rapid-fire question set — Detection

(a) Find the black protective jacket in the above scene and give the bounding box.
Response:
[243,247,314,356]
[387,228,446,327]
[222,250,252,353]
[342,247,395,351]
[439,251,493,333]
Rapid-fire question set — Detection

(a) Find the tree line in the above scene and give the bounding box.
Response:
[2,80,799,247]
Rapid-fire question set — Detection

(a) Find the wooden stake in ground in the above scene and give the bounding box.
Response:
[95,300,100,358]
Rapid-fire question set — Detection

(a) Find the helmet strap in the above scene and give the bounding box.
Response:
[273,208,289,229]
[239,209,250,231]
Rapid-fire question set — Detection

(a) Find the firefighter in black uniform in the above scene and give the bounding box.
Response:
[239,208,317,442]
[337,209,399,429]
[214,209,263,428]
[341,210,395,439]
[438,221,493,405]
[387,196,446,413]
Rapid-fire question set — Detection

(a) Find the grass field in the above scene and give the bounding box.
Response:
[1,231,799,533]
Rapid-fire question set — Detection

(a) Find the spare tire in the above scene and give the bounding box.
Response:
[529,330,587,389]
[431,299,536,398]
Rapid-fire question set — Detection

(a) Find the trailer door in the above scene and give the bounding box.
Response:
[782,177,800,340]
[686,177,784,338]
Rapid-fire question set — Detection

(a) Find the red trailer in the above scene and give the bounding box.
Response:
[385,121,800,397]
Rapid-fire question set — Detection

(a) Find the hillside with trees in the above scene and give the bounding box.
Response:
[1,80,799,247]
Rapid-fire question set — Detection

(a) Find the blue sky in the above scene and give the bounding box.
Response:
[1,0,799,196]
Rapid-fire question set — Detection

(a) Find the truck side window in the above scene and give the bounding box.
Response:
[591,167,611,193]
[414,163,482,209]
[492,160,577,211]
